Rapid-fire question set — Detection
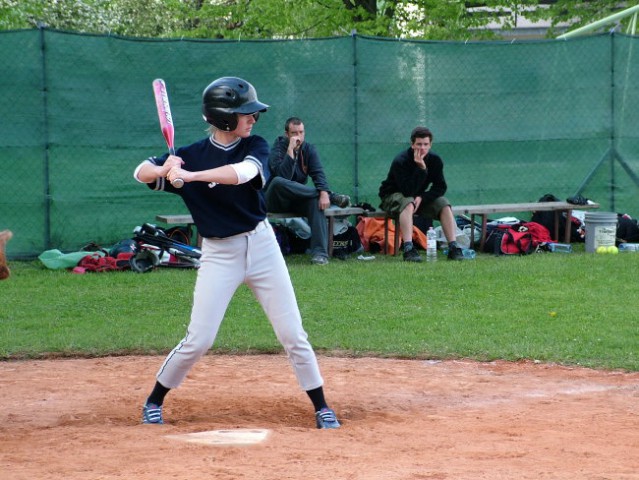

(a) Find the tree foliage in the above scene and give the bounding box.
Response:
[0,0,633,40]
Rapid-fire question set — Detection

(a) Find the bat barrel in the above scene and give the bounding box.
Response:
[153,79,183,189]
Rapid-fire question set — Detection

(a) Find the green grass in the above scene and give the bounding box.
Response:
[2,249,638,371]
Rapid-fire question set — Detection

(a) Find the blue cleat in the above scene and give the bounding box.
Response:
[315,407,340,429]
[142,402,164,424]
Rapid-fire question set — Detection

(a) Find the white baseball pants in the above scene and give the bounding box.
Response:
[156,220,324,392]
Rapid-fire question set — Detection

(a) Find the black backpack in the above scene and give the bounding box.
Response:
[272,223,291,255]
[530,194,559,239]
[617,215,639,243]
[332,225,363,259]
[531,193,582,242]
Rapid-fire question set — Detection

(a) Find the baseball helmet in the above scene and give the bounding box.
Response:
[202,77,269,131]
[109,238,138,258]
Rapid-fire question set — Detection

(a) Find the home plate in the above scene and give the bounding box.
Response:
[166,429,270,446]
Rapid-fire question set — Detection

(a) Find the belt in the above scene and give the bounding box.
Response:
[207,219,269,240]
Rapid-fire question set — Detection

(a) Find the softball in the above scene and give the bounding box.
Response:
[607,246,618,254]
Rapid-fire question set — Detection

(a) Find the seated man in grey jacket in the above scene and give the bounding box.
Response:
[265,117,350,265]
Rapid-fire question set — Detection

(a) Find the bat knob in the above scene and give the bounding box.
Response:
[171,178,184,189]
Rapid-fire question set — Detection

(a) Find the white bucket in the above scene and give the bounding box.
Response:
[584,212,617,253]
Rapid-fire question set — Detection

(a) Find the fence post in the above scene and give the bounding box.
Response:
[351,31,360,203]
[38,24,52,250]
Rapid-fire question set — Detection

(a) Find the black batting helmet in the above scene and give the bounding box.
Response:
[109,238,138,258]
[202,77,269,131]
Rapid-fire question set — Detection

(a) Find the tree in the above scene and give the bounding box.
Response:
[0,0,186,36]
[0,0,632,40]
[536,0,634,37]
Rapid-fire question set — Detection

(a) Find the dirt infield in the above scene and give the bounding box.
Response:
[1,355,638,480]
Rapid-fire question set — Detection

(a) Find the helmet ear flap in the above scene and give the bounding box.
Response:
[202,110,237,131]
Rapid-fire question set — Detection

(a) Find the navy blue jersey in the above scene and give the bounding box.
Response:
[146,135,270,238]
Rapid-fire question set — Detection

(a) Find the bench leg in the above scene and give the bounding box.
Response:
[383,216,390,254]
[478,214,488,252]
[562,209,573,243]
[552,210,573,243]
[469,214,476,250]
[382,213,400,256]
[327,217,334,257]
[393,215,400,256]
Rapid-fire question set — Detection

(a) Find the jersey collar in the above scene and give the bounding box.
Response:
[209,135,241,151]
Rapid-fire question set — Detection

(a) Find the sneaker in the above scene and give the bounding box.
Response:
[403,247,422,262]
[311,255,329,265]
[315,407,341,429]
[142,402,164,424]
[447,246,464,261]
[329,193,351,208]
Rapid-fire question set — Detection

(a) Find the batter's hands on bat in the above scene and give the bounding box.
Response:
[163,154,183,173]
[163,155,184,182]
[167,165,191,185]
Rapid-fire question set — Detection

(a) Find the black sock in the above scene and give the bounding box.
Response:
[146,381,170,406]
[306,386,328,412]
[403,241,414,252]
[449,241,459,249]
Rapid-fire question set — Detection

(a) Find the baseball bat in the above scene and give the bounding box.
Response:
[152,79,183,188]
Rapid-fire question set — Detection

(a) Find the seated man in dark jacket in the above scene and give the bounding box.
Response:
[265,117,350,265]
[379,126,465,262]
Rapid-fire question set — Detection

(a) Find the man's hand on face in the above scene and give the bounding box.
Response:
[288,135,302,155]
[412,136,431,170]
[286,123,306,157]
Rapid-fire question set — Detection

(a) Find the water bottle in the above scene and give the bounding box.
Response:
[547,243,573,253]
[426,227,437,262]
[462,248,476,259]
[619,243,639,252]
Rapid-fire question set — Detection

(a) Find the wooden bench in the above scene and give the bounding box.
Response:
[365,201,601,256]
[156,206,365,256]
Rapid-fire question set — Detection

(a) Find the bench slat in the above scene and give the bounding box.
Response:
[157,201,601,257]
[453,201,599,215]
[365,201,600,255]
[156,207,365,257]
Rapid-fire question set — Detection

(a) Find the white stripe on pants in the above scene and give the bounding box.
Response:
[156,220,324,391]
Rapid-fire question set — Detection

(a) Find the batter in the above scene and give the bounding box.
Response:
[133,77,340,429]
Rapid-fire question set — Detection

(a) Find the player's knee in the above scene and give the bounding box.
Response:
[183,331,217,356]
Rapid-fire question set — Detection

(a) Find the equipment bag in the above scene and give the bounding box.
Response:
[75,253,121,272]
[483,225,534,255]
[133,223,201,268]
[332,225,363,259]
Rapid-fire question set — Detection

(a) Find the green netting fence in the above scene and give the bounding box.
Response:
[1,28,638,258]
